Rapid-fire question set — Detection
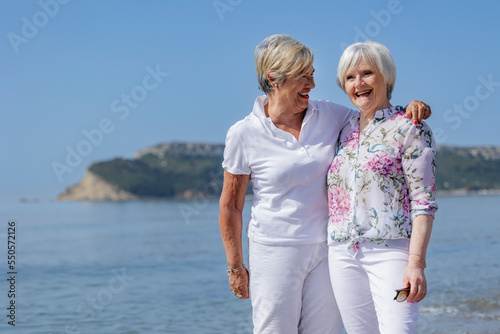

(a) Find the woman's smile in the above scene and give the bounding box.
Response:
[345,60,390,113]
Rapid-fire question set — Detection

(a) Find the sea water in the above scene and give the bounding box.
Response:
[0,195,498,333]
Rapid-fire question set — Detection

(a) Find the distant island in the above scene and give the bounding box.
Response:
[56,142,500,201]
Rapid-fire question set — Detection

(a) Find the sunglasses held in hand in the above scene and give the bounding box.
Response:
[394,286,411,302]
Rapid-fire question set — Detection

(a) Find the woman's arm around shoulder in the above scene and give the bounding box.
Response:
[311,99,358,131]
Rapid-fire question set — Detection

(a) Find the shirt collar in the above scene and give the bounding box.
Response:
[252,95,269,118]
[348,105,404,130]
[373,105,404,123]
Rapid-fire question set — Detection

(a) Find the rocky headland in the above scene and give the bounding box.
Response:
[56,142,500,201]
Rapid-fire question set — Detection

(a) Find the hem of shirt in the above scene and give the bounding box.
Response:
[327,236,410,246]
[222,166,251,175]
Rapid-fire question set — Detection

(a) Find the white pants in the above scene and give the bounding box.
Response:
[249,240,342,334]
[328,239,418,334]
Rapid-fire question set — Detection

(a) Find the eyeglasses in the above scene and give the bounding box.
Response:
[393,286,411,302]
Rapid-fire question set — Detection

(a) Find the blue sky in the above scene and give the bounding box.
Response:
[1,0,499,201]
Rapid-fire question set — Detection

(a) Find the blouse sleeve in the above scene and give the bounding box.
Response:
[401,121,438,221]
[221,125,251,175]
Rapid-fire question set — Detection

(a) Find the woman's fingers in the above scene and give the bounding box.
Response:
[408,283,427,302]
[404,265,427,302]
[405,100,431,124]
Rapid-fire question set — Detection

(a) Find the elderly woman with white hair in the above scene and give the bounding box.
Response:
[219,34,431,334]
[327,41,437,333]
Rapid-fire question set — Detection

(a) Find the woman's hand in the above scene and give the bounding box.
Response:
[228,267,250,299]
[404,100,432,124]
[403,263,427,302]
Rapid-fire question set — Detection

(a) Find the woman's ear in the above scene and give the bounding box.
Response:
[266,70,276,87]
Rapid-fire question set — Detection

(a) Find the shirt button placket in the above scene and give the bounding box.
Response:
[298,146,308,159]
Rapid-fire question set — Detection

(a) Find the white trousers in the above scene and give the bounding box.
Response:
[328,239,418,334]
[249,240,342,334]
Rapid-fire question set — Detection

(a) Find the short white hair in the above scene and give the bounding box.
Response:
[337,41,396,100]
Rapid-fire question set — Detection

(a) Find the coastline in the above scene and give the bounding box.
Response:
[17,189,500,204]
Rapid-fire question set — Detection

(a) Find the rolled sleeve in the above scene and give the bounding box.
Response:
[402,122,438,221]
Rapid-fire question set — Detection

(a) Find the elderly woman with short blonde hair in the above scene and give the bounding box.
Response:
[219,34,430,334]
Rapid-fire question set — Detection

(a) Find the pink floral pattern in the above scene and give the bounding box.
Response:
[361,153,402,177]
[327,106,438,249]
[328,186,350,229]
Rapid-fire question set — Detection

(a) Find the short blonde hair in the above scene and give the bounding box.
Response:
[254,34,314,94]
[337,41,396,100]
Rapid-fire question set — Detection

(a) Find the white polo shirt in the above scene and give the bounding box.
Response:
[222,95,356,245]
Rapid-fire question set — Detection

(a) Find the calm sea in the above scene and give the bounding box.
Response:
[0,195,498,333]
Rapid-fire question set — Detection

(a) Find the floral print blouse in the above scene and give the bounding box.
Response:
[327,106,438,253]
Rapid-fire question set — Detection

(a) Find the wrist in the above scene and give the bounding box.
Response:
[409,253,426,268]
[227,264,246,275]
